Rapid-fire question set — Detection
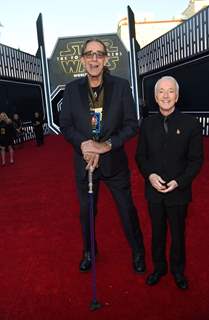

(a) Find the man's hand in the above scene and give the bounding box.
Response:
[149,173,167,192]
[83,152,99,171]
[161,180,178,193]
[149,174,178,193]
[81,140,111,154]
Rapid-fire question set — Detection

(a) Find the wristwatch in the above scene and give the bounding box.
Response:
[105,138,112,149]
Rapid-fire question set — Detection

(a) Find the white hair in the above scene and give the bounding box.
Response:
[154,76,179,95]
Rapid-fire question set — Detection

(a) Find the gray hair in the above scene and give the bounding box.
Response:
[154,76,179,95]
[81,38,107,56]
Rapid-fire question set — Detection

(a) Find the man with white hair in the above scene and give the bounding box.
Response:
[135,76,203,289]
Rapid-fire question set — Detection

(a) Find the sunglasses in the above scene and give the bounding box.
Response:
[83,51,107,59]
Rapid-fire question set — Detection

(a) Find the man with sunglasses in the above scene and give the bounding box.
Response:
[60,38,146,274]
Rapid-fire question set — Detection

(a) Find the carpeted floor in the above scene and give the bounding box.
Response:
[0,135,209,320]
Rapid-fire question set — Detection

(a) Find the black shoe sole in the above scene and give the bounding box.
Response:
[80,268,91,273]
[134,268,146,274]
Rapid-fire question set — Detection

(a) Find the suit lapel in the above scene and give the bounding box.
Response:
[78,77,92,134]
[102,74,114,133]
[78,77,89,110]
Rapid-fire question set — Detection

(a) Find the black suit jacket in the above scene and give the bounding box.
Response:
[60,73,138,179]
[135,110,203,205]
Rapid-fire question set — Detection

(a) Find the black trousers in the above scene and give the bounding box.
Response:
[76,168,145,256]
[34,126,44,145]
[148,202,188,274]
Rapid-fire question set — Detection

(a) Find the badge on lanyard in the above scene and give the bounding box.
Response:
[90,111,101,135]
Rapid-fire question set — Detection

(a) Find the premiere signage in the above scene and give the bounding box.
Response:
[48,34,129,93]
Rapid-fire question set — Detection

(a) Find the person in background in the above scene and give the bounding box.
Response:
[0,112,15,165]
[13,113,24,146]
[60,38,146,274]
[135,76,203,290]
[32,112,44,146]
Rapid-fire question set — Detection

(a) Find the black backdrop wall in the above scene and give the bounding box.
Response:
[0,80,44,121]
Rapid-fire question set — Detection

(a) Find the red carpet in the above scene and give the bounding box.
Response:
[1,135,209,320]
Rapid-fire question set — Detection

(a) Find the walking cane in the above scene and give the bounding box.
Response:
[88,166,102,310]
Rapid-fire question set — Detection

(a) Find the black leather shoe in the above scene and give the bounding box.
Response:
[133,253,146,274]
[79,252,92,272]
[173,273,188,290]
[146,271,166,286]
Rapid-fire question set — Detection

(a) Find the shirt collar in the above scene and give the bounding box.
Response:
[158,108,179,121]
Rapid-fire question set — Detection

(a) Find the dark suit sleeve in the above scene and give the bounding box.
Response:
[175,119,203,189]
[110,80,138,149]
[135,119,152,179]
[59,83,86,153]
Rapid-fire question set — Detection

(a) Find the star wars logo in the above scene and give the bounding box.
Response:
[57,39,122,78]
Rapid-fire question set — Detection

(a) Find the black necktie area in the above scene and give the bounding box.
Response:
[163,117,168,134]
